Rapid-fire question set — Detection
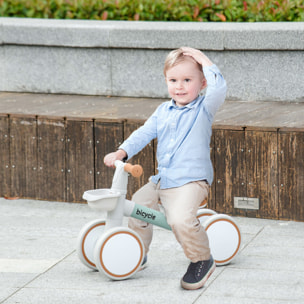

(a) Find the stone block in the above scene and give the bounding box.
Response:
[1,45,112,95]
[111,49,168,98]
[109,21,225,50]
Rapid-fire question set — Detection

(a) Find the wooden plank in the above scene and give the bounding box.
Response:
[94,120,124,190]
[214,101,268,127]
[0,92,162,121]
[214,100,304,130]
[124,120,156,199]
[10,115,37,198]
[1,92,304,129]
[212,124,244,131]
[213,129,247,215]
[246,126,278,132]
[279,131,304,221]
[245,130,279,219]
[37,117,66,202]
[66,119,95,203]
[279,126,304,132]
[0,114,10,197]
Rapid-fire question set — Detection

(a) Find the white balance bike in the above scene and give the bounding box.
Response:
[77,160,241,280]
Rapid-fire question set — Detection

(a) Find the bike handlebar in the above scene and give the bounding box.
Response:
[123,163,143,178]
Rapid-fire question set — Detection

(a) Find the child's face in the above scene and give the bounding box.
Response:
[165,58,206,107]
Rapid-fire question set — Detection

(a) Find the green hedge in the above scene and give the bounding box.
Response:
[0,0,304,22]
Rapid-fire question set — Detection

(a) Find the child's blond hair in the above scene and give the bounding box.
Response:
[163,48,204,78]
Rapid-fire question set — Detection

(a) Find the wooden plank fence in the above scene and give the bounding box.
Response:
[0,93,303,221]
[0,113,303,221]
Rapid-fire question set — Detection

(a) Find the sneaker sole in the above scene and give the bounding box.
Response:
[139,265,147,271]
[181,261,216,290]
[139,261,148,271]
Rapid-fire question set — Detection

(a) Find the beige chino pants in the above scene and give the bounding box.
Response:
[128,179,211,262]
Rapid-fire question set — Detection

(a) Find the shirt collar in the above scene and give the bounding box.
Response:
[169,96,201,110]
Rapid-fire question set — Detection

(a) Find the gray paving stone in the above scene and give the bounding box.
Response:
[1,198,304,303]
[204,268,304,302]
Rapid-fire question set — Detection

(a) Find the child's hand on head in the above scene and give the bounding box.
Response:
[181,47,213,67]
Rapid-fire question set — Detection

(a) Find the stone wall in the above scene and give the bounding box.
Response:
[1,18,304,102]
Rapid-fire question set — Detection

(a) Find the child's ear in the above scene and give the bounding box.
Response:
[201,78,207,90]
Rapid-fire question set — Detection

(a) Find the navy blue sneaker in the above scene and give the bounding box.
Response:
[181,256,216,290]
[140,255,148,270]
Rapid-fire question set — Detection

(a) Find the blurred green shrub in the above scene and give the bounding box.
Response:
[0,0,303,21]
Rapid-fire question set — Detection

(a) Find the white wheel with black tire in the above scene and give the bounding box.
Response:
[77,219,106,270]
[203,214,241,266]
[94,227,145,280]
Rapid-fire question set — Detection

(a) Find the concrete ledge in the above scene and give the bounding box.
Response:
[1,18,304,101]
[1,18,304,50]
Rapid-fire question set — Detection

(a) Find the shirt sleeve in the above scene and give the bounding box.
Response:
[119,109,158,160]
[203,64,227,118]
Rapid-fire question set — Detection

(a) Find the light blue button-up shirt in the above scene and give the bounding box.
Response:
[119,64,226,189]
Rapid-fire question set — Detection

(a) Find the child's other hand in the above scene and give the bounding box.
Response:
[181,47,213,67]
[103,150,127,168]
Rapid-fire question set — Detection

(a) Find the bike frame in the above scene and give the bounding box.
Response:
[105,160,171,231]
[80,160,242,274]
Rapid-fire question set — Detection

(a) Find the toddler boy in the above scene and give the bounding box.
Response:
[104,47,227,290]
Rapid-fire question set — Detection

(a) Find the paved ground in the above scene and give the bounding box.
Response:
[0,198,303,304]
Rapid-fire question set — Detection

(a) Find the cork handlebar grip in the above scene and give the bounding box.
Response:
[124,163,143,178]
